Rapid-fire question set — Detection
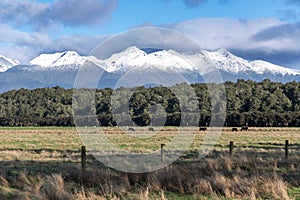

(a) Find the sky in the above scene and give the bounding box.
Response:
[1,0,300,69]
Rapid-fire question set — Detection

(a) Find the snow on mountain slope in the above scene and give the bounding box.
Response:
[250,60,299,75]
[99,46,197,73]
[29,51,86,67]
[202,49,300,76]
[88,47,300,76]
[202,49,252,74]
[0,55,20,72]
[26,47,300,77]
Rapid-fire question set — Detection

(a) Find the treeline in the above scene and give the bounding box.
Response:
[0,79,300,127]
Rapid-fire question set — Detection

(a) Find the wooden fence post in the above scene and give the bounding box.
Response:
[229,141,234,155]
[161,144,165,162]
[81,146,86,169]
[285,140,289,159]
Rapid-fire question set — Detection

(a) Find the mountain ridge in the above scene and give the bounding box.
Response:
[3,47,299,76]
[0,55,20,72]
[29,51,86,68]
[0,47,299,92]
[22,46,300,76]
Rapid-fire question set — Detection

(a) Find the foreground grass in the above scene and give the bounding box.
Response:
[0,127,300,199]
[0,150,299,199]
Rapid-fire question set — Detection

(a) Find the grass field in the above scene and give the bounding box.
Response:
[0,127,300,199]
[1,126,299,152]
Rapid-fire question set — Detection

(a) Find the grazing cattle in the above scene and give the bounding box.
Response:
[199,127,207,131]
[128,127,135,131]
[148,127,155,131]
[241,126,248,131]
[232,127,238,132]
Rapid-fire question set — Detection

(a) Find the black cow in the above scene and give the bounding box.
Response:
[128,127,135,131]
[199,127,207,131]
[148,127,155,131]
[241,126,248,131]
[232,127,238,132]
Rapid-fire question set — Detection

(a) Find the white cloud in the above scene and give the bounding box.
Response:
[0,0,117,63]
[165,18,300,68]
[168,18,286,51]
[160,17,300,68]
[0,23,109,63]
[90,27,203,59]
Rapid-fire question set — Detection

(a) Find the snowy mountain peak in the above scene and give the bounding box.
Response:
[29,51,85,67]
[123,46,145,54]
[216,48,232,55]
[108,46,146,60]
[199,49,300,76]
[101,46,197,72]
[0,55,20,72]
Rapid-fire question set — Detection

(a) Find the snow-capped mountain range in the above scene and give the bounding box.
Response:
[0,46,299,92]
[20,46,300,76]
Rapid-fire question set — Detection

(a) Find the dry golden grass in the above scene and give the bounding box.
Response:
[0,127,299,199]
[0,151,298,199]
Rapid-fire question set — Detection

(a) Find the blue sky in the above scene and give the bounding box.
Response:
[1,0,300,69]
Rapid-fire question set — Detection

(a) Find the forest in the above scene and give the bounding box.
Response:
[0,79,299,127]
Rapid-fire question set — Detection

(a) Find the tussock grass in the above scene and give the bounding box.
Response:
[0,151,297,199]
[0,127,300,199]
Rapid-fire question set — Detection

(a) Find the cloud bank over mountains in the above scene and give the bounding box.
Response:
[0,0,300,70]
[169,18,300,68]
